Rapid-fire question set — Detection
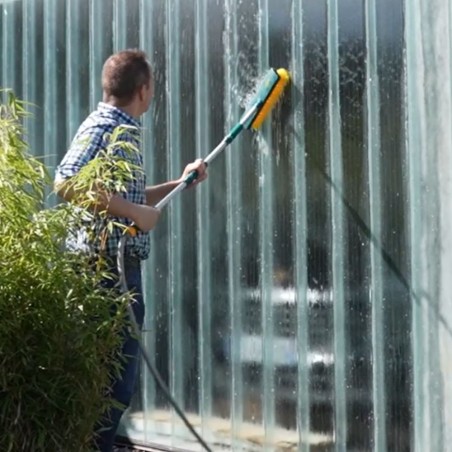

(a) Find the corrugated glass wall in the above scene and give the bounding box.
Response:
[2,0,452,450]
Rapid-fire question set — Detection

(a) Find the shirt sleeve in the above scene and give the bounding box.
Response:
[108,125,143,165]
[55,125,108,181]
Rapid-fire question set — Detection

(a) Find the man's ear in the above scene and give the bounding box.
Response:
[140,83,149,101]
[138,85,146,102]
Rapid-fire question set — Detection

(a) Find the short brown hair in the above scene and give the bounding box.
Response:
[102,49,152,104]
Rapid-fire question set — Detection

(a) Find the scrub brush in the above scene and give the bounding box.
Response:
[154,67,291,209]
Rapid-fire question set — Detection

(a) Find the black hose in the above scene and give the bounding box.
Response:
[118,238,212,452]
[125,305,213,452]
[127,304,212,452]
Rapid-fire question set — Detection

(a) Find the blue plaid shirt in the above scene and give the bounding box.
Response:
[55,102,150,260]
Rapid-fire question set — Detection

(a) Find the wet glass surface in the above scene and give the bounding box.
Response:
[0,0,435,450]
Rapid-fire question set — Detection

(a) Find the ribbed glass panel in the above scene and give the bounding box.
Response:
[291,2,310,450]
[194,0,213,442]
[2,0,452,450]
[166,0,184,444]
[365,0,386,450]
[43,0,57,176]
[406,0,427,448]
[406,1,451,451]
[326,1,347,449]
[224,1,244,447]
[257,1,274,448]
[138,0,156,441]
[22,0,38,155]
[1,0,18,92]
[89,0,112,110]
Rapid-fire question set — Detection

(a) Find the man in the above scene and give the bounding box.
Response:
[54,49,207,451]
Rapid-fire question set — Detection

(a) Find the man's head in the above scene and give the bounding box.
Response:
[102,49,153,117]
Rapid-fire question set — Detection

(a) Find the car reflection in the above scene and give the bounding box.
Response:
[213,283,373,448]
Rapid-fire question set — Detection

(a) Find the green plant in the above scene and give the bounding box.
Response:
[0,92,136,451]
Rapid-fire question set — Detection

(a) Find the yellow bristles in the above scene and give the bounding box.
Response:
[250,68,290,130]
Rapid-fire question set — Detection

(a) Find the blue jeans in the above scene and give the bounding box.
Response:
[94,256,144,452]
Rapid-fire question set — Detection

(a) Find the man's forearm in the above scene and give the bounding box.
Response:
[97,192,140,219]
[145,159,207,206]
[55,178,160,232]
[145,181,180,206]
[55,178,137,220]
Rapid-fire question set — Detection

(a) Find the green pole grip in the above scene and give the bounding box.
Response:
[226,123,243,143]
[184,170,199,186]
